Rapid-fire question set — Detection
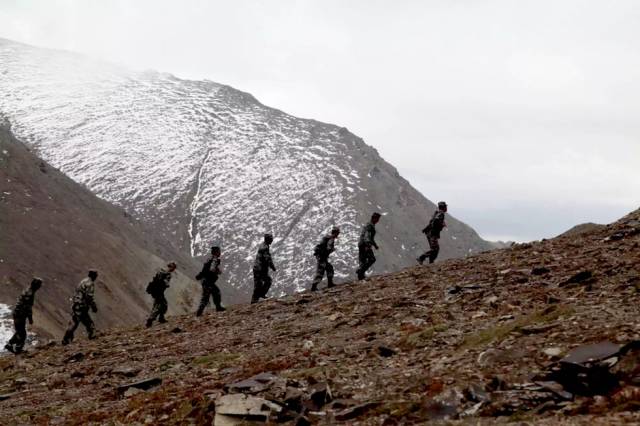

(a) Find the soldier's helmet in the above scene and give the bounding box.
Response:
[31,277,43,289]
[438,201,448,211]
[264,233,274,244]
[211,246,221,254]
[88,269,98,279]
[167,261,177,270]
[331,226,340,235]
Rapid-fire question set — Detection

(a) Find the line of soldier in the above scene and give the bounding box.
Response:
[3,201,448,354]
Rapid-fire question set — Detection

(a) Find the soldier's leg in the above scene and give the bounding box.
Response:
[428,237,440,264]
[197,285,212,316]
[251,271,262,304]
[147,297,161,326]
[362,248,376,277]
[326,262,335,288]
[212,283,225,311]
[158,295,168,323]
[62,312,81,344]
[8,315,27,352]
[261,274,272,299]
[311,257,326,291]
[356,245,367,280]
[78,310,96,339]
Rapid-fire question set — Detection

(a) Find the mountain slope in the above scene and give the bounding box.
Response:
[0,121,208,338]
[0,207,637,424]
[0,38,493,297]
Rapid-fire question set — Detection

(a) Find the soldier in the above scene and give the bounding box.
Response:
[196,246,226,316]
[4,278,43,354]
[418,201,448,265]
[310,226,340,291]
[251,233,276,304]
[356,212,381,280]
[62,270,99,345]
[145,262,177,327]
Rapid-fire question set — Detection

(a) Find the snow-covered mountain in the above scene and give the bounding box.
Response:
[0,38,494,297]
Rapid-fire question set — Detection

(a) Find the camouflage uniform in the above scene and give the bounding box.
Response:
[419,210,446,264]
[311,234,336,291]
[196,255,224,315]
[6,286,37,353]
[146,268,172,326]
[356,222,378,280]
[62,277,97,344]
[252,242,275,303]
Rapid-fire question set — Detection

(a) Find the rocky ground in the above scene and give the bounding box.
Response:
[0,209,638,425]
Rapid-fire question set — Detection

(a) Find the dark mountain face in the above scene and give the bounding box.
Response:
[0,122,207,337]
[0,38,494,299]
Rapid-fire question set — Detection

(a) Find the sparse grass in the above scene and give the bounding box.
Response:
[191,352,240,370]
[398,324,447,350]
[461,305,574,349]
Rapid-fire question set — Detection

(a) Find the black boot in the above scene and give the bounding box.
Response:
[145,319,153,328]
[216,305,226,312]
[327,278,335,289]
[417,255,425,265]
[4,343,14,353]
[311,284,318,292]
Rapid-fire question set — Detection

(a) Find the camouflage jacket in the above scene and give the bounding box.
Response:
[423,210,446,239]
[13,287,36,320]
[72,277,97,311]
[314,234,336,259]
[358,222,378,249]
[253,242,275,272]
[199,255,221,285]
[151,268,173,293]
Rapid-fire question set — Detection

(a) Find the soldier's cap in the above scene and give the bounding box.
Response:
[331,226,340,234]
[31,277,43,286]
[437,201,448,209]
[371,212,382,219]
[210,246,221,253]
[264,233,273,240]
[167,261,177,269]
[88,269,98,276]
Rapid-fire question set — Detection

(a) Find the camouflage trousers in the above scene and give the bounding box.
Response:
[62,305,95,344]
[7,314,27,352]
[251,270,272,303]
[148,293,168,324]
[419,236,440,264]
[197,281,222,315]
[311,256,334,290]
[356,244,376,280]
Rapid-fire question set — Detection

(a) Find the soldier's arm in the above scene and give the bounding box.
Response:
[265,249,276,271]
[85,286,98,313]
[369,225,379,249]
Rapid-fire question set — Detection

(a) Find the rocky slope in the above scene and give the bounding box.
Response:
[0,209,637,424]
[0,37,493,297]
[0,122,210,339]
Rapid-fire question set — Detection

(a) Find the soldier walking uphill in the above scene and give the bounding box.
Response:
[418,201,448,265]
[311,227,340,291]
[62,270,99,345]
[4,278,43,354]
[252,234,276,304]
[356,212,381,280]
[196,246,226,316]
[145,262,177,327]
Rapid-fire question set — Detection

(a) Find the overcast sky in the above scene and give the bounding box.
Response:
[1,0,638,241]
